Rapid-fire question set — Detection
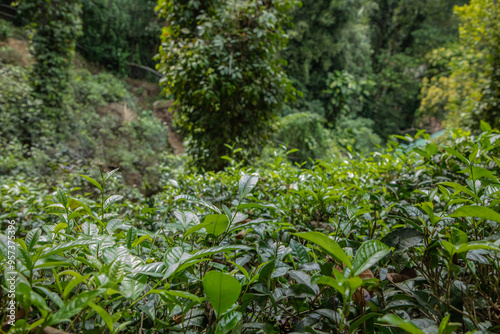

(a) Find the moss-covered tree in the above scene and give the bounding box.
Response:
[19,0,82,109]
[156,0,298,170]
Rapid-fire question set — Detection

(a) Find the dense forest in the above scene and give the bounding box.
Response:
[0,0,499,333]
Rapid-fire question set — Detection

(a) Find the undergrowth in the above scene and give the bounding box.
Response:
[1,126,500,333]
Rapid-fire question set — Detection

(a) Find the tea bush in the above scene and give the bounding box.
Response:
[1,126,499,333]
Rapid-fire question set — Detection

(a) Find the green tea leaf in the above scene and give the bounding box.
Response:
[26,228,41,251]
[380,228,424,250]
[48,289,104,325]
[438,314,461,334]
[459,166,498,182]
[89,302,114,331]
[352,240,390,277]
[450,227,468,245]
[109,258,125,282]
[239,174,259,200]
[204,214,230,236]
[53,223,68,235]
[79,174,103,191]
[237,202,284,214]
[480,120,492,132]
[104,168,120,182]
[450,205,500,223]
[126,227,137,249]
[215,311,242,334]
[104,195,123,210]
[191,245,251,260]
[175,194,221,213]
[203,271,241,316]
[56,188,68,208]
[63,274,89,299]
[293,232,352,269]
[444,148,469,165]
[379,314,425,334]
[349,312,381,333]
[131,234,152,248]
[314,275,345,297]
[41,239,101,258]
[148,289,205,304]
[290,239,310,264]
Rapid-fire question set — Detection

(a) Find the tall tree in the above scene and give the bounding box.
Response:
[19,0,82,109]
[156,0,298,170]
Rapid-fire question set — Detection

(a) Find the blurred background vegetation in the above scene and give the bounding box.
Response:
[0,0,498,192]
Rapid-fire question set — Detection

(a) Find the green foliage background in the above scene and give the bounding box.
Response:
[78,0,161,77]
[0,0,500,332]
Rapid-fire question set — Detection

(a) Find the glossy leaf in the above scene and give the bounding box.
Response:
[175,194,221,213]
[379,314,425,334]
[203,271,241,316]
[148,289,205,304]
[89,302,114,331]
[26,228,41,251]
[79,174,103,191]
[41,239,101,258]
[204,214,230,236]
[48,289,104,325]
[104,195,123,210]
[380,228,424,250]
[239,174,259,200]
[293,232,352,269]
[352,240,390,277]
[215,311,242,334]
[450,205,500,223]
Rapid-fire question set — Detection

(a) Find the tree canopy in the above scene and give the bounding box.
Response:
[156,0,298,170]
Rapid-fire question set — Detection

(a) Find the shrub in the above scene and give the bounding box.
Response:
[276,112,335,162]
[0,64,49,148]
[2,127,500,332]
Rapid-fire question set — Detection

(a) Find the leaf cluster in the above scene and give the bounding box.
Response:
[1,127,500,333]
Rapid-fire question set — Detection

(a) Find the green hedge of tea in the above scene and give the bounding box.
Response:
[1,126,499,333]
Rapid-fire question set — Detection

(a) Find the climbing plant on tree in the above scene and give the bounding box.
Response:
[19,0,82,110]
[156,0,298,171]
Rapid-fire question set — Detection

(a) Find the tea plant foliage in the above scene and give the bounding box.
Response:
[1,127,500,333]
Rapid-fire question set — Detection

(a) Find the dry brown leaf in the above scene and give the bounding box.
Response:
[235,230,246,239]
[30,326,70,334]
[359,269,375,279]
[386,267,417,283]
[353,288,371,306]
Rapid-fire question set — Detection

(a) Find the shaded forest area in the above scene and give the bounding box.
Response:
[1,0,498,180]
